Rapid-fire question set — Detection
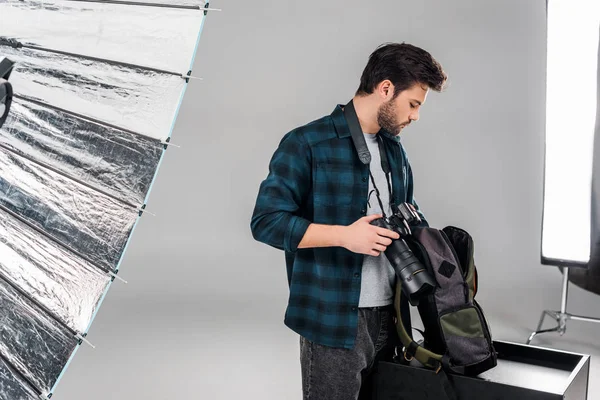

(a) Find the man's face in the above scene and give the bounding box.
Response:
[377,83,429,136]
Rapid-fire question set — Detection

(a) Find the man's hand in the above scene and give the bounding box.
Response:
[340,214,400,257]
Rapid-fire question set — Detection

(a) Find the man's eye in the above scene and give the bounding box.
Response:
[410,104,416,109]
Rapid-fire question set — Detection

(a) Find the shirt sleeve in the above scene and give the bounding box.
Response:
[250,129,312,253]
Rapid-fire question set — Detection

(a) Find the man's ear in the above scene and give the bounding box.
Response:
[378,80,394,100]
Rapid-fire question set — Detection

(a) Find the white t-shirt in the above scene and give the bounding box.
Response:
[358,132,396,307]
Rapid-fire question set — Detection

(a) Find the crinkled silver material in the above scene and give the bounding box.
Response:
[0,207,111,333]
[0,278,77,395]
[1,99,164,206]
[0,147,139,271]
[0,357,38,400]
[0,0,206,396]
[2,45,185,141]
[0,0,204,73]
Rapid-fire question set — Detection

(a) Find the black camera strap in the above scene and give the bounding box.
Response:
[344,100,396,217]
[377,134,395,212]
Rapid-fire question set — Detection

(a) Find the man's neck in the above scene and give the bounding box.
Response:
[352,95,380,135]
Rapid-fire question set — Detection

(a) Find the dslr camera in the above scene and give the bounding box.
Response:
[370,203,436,306]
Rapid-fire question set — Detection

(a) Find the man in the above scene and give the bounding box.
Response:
[250,42,447,399]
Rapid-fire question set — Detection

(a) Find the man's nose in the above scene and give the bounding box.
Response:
[410,110,420,122]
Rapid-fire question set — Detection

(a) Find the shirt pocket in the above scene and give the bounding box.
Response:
[313,160,356,206]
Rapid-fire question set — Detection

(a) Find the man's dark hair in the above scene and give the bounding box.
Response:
[356,42,447,97]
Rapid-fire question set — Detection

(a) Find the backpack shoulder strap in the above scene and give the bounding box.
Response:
[394,281,443,369]
[394,282,463,400]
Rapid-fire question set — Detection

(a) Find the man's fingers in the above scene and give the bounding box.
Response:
[377,237,393,246]
[363,214,383,223]
[373,244,386,252]
[369,250,381,257]
[376,227,400,239]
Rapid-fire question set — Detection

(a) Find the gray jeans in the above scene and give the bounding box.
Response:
[299,305,400,400]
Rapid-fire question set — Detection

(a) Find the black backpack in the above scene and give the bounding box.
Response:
[394,226,497,381]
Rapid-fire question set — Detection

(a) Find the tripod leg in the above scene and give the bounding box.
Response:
[527,310,559,344]
[526,268,573,344]
[536,310,548,331]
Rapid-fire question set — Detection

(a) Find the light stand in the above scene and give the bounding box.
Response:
[527,268,600,344]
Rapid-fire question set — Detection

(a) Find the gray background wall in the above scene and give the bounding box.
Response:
[54,0,600,399]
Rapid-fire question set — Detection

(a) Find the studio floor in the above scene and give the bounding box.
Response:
[52,291,599,400]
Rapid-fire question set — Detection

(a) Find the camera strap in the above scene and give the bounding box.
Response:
[344,100,396,217]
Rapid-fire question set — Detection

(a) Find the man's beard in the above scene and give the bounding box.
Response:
[377,99,408,136]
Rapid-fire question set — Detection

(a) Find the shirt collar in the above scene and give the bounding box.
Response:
[331,104,401,143]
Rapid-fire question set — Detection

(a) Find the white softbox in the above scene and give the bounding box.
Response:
[541,0,600,267]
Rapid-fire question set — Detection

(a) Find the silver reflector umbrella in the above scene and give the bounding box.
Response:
[0,1,211,398]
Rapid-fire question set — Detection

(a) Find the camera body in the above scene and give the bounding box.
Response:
[0,57,14,130]
[369,203,436,306]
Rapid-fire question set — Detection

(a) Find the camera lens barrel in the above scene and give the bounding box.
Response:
[370,216,436,305]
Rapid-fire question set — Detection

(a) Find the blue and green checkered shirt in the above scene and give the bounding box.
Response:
[250,104,427,349]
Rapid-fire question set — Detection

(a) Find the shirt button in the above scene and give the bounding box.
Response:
[354,273,360,278]
[351,306,357,311]
[360,209,366,215]
[362,177,367,182]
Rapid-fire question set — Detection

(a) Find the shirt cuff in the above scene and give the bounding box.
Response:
[285,215,311,253]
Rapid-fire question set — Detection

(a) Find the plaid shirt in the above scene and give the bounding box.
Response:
[250,104,427,349]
